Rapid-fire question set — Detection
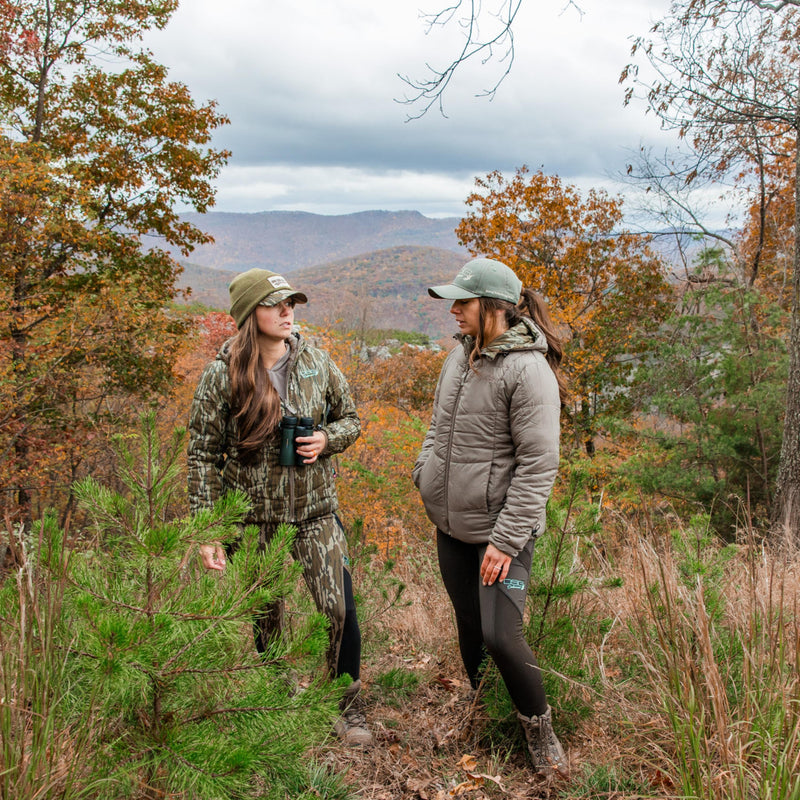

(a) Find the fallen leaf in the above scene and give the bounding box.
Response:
[450,777,483,795]
[457,754,478,772]
[435,674,463,692]
[464,771,505,792]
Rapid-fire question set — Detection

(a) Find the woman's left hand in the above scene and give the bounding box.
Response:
[481,543,512,586]
[295,430,328,464]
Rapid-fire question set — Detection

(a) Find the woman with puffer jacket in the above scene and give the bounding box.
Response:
[413,258,569,776]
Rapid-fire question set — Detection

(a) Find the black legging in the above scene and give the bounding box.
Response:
[436,530,548,718]
[253,566,361,681]
[336,567,361,681]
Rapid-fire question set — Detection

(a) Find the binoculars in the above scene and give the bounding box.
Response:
[279,415,315,467]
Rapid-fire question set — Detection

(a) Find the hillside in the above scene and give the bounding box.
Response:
[176,262,238,309]
[172,210,467,274]
[178,245,466,340]
[292,246,463,339]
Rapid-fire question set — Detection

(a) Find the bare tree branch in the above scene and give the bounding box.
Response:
[396,1,584,120]
[623,0,800,534]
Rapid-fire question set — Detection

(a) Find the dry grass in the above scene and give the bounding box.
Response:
[326,519,800,800]
[5,507,800,799]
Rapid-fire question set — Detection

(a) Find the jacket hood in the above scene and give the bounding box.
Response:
[459,317,547,361]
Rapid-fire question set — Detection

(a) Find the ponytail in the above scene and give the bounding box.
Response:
[473,289,568,406]
[516,288,568,406]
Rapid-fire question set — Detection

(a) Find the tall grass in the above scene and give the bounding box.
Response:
[611,515,800,799]
[0,520,94,800]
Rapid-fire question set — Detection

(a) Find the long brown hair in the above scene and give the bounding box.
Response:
[471,289,569,406]
[228,314,283,463]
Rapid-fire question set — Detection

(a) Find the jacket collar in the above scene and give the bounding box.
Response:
[457,318,546,361]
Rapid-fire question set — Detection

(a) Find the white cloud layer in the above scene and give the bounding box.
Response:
[146,0,679,218]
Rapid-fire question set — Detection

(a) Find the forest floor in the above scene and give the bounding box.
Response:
[316,543,624,800]
[290,517,800,800]
[324,649,586,800]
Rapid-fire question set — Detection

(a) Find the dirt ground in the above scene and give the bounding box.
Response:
[320,554,584,800]
[324,658,580,800]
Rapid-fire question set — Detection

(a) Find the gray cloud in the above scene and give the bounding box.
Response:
[146,0,675,217]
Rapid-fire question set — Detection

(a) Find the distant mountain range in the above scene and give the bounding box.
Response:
[172,209,466,273]
[178,245,464,340]
[173,209,712,340]
[175,210,470,339]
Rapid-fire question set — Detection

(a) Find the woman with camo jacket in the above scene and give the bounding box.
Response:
[188,268,371,747]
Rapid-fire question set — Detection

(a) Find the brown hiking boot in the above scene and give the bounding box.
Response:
[334,679,373,748]
[517,706,569,777]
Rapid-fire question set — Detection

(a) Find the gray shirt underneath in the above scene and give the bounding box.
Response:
[267,345,291,402]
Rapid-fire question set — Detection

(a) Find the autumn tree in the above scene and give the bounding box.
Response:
[737,138,797,306]
[623,0,800,537]
[335,346,445,551]
[0,0,228,525]
[456,166,670,452]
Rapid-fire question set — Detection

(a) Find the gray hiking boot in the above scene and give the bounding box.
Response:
[334,679,374,748]
[517,706,568,777]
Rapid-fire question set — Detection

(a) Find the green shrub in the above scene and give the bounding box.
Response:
[0,414,351,800]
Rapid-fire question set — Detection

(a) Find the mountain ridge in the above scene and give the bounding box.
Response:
[178,244,466,339]
[172,209,467,274]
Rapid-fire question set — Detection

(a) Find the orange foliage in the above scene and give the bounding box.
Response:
[306,333,445,553]
[456,166,672,443]
[0,0,227,523]
[735,138,796,307]
[163,311,238,434]
[336,400,433,556]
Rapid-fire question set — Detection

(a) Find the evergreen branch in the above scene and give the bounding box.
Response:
[161,610,224,669]
[157,742,236,779]
[70,582,257,622]
[183,701,318,724]
[161,661,281,677]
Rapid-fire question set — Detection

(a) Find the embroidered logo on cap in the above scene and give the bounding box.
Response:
[268,275,291,289]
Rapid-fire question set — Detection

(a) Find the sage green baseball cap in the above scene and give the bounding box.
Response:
[428,258,522,304]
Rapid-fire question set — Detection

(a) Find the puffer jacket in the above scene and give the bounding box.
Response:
[412,318,561,557]
[187,332,360,525]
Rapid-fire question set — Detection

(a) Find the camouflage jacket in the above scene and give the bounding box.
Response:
[187,332,360,525]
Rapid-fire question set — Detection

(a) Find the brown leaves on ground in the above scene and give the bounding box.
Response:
[322,654,569,800]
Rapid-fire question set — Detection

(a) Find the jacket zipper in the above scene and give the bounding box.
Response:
[443,362,470,533]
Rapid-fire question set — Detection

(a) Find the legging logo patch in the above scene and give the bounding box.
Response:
[503,578,526,591]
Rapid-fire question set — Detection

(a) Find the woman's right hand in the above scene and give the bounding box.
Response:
[200,543,227,571]
[480,543,512,586]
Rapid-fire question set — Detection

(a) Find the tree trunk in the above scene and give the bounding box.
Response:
[11,267,32,530]
[772,90,800,542]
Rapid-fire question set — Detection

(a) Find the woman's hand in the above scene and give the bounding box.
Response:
[200,543,227,572]
[480,543,512,586]
[295,430,328,464]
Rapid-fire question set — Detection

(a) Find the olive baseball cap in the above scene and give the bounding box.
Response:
[428,258,522,304]
[228,269,308,327]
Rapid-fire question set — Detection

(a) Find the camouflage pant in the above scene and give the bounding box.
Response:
[257,513,349,674]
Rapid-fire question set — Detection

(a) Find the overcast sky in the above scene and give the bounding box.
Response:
[146,0,679,220]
